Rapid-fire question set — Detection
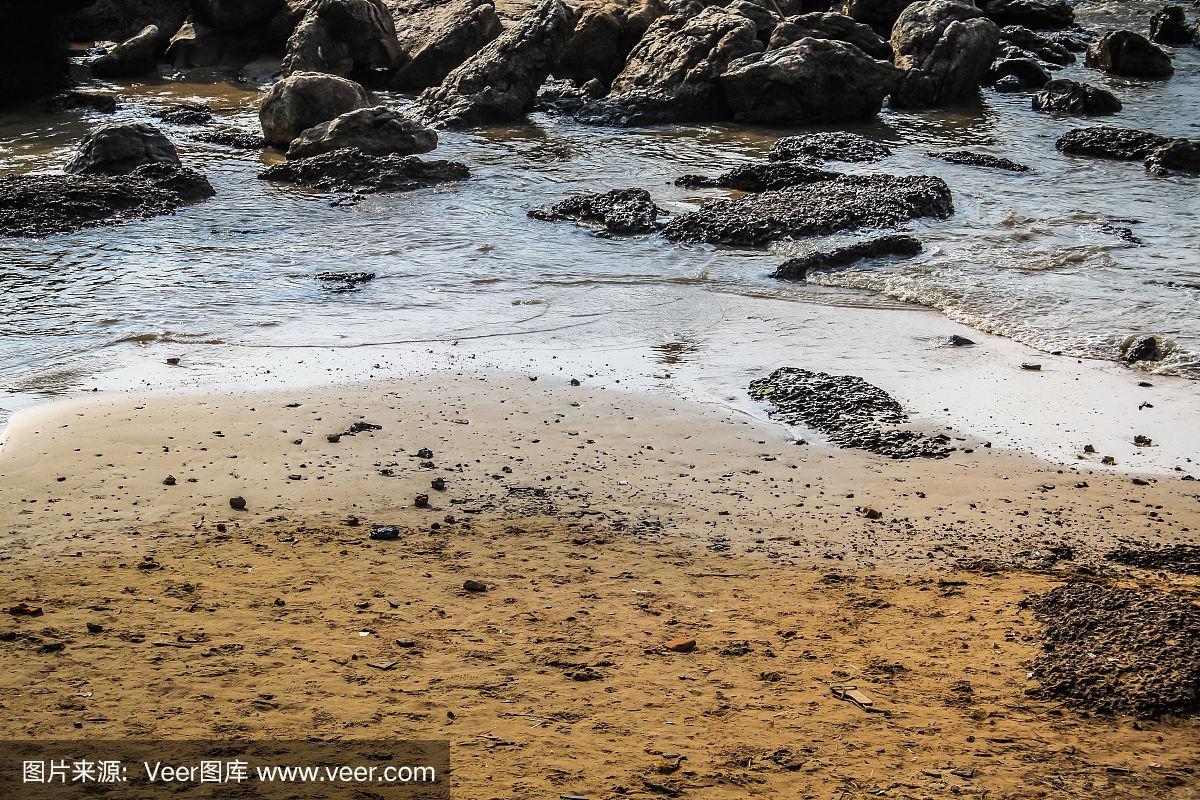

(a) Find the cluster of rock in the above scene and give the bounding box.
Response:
[1057,126,1200,177]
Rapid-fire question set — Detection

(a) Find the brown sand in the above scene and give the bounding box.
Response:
[1,373,1197,798]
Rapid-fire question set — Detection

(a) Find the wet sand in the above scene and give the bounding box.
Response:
[1,373,1197,797]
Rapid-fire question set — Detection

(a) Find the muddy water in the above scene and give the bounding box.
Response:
[0,0,1197,427]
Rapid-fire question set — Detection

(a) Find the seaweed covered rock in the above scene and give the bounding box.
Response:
[1032,79,1121,115]
[90,24,160,78]
[890,0,1001,108]
[555,0,665,87]
[259,71,372,147]
[676,161,838,191]
[283,0,403,76]
[768,12,892,60]
[286,106,437,159]
[661,174,952,247]
[1056,126,1170,161]
[259,147,469,193]
[390,0,503,89]
[769,131,891,162]
[65,123,180,175]
[413,0,574,128]
[772,234,922,280]
[529,188,661,233]
[1145,139,1200,177]
[1085,30,1173,78]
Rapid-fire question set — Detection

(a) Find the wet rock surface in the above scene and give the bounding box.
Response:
[390,0,503,89]
[1149,5,1192,45]
[530,188,661,233]
[258,71,372,147]
[661,174,953,247]
[42,92,119,114]
[999,24,1075,65]
[988,56,1050,91]
[928,150,1030,171]
[1145,139,1200,177]
[1056,126,1170,161]
[748,367,956,458]
[0,163,215,238]
[65,123,180,175]
[767,12,893,60]
[1032,78,1121,115]
[773,234,922,280]
[258,147,469,193]
[1085,29,1173,78]
[91,24,160,78]
[676,160,838,191]
[1025,582,1200,717]
[768,132,891,163]
[890,0,1001,108]
[152,102,216,125]
[1107,544,1200,575]
[286,106,437,159]
[190,129,268,149]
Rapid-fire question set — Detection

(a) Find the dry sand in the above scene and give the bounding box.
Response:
[1,373,1197,798]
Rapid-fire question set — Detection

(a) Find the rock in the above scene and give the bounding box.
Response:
[1085,30,1173,78]
[663,637,696,652]
[1145,139,1200,177]
[988,57,1050,90]
[259,71,372,147]
[413,0,574,128]
[153,102,215,125]
[720,37,899,124]
[229,496,247,510]
[63,0,189,44]
[163,20,271,69]
[999,24,1073,64]
[677,160,838,191]
[928,150,1029,171]
[769,131,891,163]
[163,475,176,485]
[1056,126,1170,161]
[65,123,180,175]
[91,24,160,77]
[1150,5,1192,45]
[839,0,915,34]
[193,0,283,30]
[556,0,665,87]
[890,0,1001,108]
[578,6,761,125]
[661,174,952,247]
[283,0,403,76]
[1123,334,1166,364]
[0,163,214,238]
[259,147,469,193]
[463,579,488,592]
[190,129,268,149]
[317,271,376,286]
[529,188,661,233]
[42,91,119,114]
[727,0,783,42]
[773,234,922,280]
[948,334,975,346]
[1032,79,1121,115]
[287,106,437,160]
[768,12,893,60]
[370,524,400,540]
[978,0,1072,29]
[390,0,503,89]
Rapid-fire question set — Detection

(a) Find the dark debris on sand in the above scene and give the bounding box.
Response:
[1024,582,1200,718]
[748,367,954,459]
[1107,544,1200,576]
[259,148,469,194]
[529,188,661,233]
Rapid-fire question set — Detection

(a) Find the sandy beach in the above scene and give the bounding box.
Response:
[1,373,1197,798]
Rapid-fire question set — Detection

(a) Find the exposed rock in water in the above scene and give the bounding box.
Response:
[283,0,402,77]
[1025,582,1200,718]
[0,163,214,238]
[977,0,1072,29]
[1145,139,1200,177]
[554,0,665,87]
[65,123,180,175]
[1032,79,1121,115]
[190,129,268,149]
[998,24,1074,64]
[767,12,893,60]
[287,106,437,160]
[768,132,891,163]
[676,161,838,191]
[42,91,119,114]
[988,57,1050,91]
[258,71,371,147]
[91,24,160,78]
[259,147,469,193]
[413,0,574,128]
[1056,126,1170,161]
[1122,333,1168,363]
[1085,30,1173,78]
[747,367,956,458]
[720,37,899,124]
[1149,5,1192,45]
[317,271,377,287]
[389,0,503,89]
[661,174,953,247]
[928,150,1030,171]
[890,0,1001,108]
[152,102,215,125]
[772,234,922,280]
[163,19,269,69]
[529,188,661,233]
[1108,544,1200,576]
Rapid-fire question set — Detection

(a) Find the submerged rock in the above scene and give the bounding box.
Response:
[287,106,437,159]
[529,188,661,233]
[677,161,838,191]
[1032,79,1121,115]
[91,24,160,78]
[390,0,503,89]
[1056,126,1170,161]
[259,147,469,193]
[661,174,952,247]
[259,71,371,147]
[768,12,893,60]
[1145,139,1200,177]
[1085,30,1173,78]
[928,150,1030,171]
[890,0,1001,107]
[769,132,891,163]
[0,163,214,238]
[283,0,402,76]
[772,234,922,280]
[65,123,180,175]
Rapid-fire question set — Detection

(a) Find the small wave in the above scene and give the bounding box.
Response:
[109,331,227,347]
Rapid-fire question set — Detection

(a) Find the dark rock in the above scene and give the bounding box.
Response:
[677,160,838,191]
[259,71,372,147]
[463,579,488,592]
[91,24,160,78]
[42,91,119,114]
[720,37,899,124]
[772,234,921,280]
[65,123,180,175]
[1122,334,1166,362]
[890,0,1001,108]
[768,131,891,163]
[978,0,1072,29]
[529,188,661,233]
[163,20,270,69]
[839,0,916,34]
[727,0,783,42]
[287,106,437,160]
[390,0,503,89]
[1032,79,1121,115]
[769,12,892,60]
[193,0,283,30]
[988,57,1049,89]
[948,334,975,346]
[317,271,376,285]
[1085,30,1173,78]
[1056,126,1170,161]
[1145,139,1200,177]
[1108,544,1200,576]
[229,496,248,510]
[554,0,665,87]
[63,0,189,45]
[259,147,469,193]
[283,0,403,76]
[370,524,400,540]
[1150,5,1192,45]
[999,24,1073,64]
[153,102,215,125]
[748,367,955,458]
[1025,582,1200,718]
[928,150,1029,171]
[413,0,574,128]
[661,173,953,247]
[190,129,268,149]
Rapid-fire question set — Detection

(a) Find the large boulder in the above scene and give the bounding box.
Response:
[286,106,437,159]
[1149,6,1192,45]
[727,0,784,42]
[720,37,899,123]
[767,12,892,60]
[1056,126,1171,161]
[890,0,1001,108]
[390,0,503,88]
[65,123,180,175]
[413,0,574,128]
[193,0,283,30]
[839,0,915,33]
[283,0,403,76]
[163,20,269,68]
[63,0,188,44]
[977,0,1072,29]
[1032,79,1121,115]
[1,1,94,107]
[259,147,468,193]
[259,71,372,146]
[554,0,666,87]
[91,24,160,77]
[1085,30,1173,78]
